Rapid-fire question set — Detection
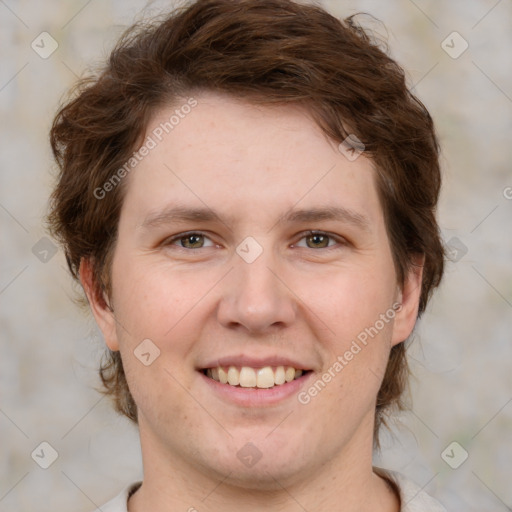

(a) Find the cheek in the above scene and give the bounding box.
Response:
[303,257,398,399]
[309,262,397,340]
[302,316,395,429]
[111,254,218,340]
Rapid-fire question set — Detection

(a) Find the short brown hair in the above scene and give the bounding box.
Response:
[47,0,444,443]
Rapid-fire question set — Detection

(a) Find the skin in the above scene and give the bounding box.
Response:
[81,91,423,512]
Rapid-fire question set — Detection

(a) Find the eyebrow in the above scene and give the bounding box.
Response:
[277,206,371,232]
[139,205,371,233]
[140,206,224,230]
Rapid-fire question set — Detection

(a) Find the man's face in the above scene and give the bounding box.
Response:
[87,91,421,488]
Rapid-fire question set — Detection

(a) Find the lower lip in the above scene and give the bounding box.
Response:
[199,371,312,407]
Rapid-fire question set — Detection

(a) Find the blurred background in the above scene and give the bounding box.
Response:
[1,0,511,510]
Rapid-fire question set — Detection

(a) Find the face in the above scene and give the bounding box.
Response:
[84,91,422,490]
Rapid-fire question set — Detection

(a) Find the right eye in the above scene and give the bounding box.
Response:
[165,232,216,250]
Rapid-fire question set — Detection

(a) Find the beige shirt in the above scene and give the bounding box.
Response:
[98,470,447,511]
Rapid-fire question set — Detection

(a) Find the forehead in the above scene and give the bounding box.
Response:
[120,91,384,231]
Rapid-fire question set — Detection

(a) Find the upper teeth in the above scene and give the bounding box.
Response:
[206,366,303,388]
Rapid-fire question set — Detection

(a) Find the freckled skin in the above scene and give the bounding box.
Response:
[82,91,422,512]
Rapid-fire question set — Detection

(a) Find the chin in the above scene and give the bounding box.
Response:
[193,434,315,491]
[218,458,309,492]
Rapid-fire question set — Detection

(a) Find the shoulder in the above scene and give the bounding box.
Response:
[387,470,447,512]
[95,482,142,512]
[375,468,447,512]
[97,475,447,512]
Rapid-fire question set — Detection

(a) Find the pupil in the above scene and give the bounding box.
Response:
[309,234,328,248]
[184,234,202,248]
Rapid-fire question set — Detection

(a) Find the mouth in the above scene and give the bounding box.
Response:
[201,365,311,389]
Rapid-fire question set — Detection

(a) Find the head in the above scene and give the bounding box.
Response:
[48,0,444,477]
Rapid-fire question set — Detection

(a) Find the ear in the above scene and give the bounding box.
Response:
[79,258,120,351]
[391,254,424,347]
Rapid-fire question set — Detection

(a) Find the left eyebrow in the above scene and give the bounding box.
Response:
[276,206,372,233]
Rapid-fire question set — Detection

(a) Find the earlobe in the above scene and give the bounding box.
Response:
[79,258,120,351]
[391,255,425,347]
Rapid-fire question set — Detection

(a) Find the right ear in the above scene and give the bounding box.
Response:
[79,258,120,351]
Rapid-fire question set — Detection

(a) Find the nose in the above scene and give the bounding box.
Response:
[216,245,297,335]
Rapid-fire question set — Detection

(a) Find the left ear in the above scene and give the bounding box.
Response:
[391,254,425,346]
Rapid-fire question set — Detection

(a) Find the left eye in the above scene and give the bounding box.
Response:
[294,231,341,249]
[169,233,215,249]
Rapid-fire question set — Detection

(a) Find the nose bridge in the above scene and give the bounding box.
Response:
[216,240,296,333]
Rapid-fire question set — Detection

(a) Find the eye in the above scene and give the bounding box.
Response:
[293,231,344,249]
[166,232,215,249]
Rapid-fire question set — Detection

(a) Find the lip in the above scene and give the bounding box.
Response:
[198,369,313,407]
[199,355,312,371]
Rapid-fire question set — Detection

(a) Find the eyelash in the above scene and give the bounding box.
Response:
[163,230,347,251]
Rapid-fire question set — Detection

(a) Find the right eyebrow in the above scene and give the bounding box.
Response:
[139,206,224,231]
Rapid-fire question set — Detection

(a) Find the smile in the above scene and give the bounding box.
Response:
[203,366,309,389]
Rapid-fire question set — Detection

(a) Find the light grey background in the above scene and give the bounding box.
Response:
[1,0,511,511]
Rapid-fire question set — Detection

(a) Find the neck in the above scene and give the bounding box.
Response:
[128,414,399,512]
